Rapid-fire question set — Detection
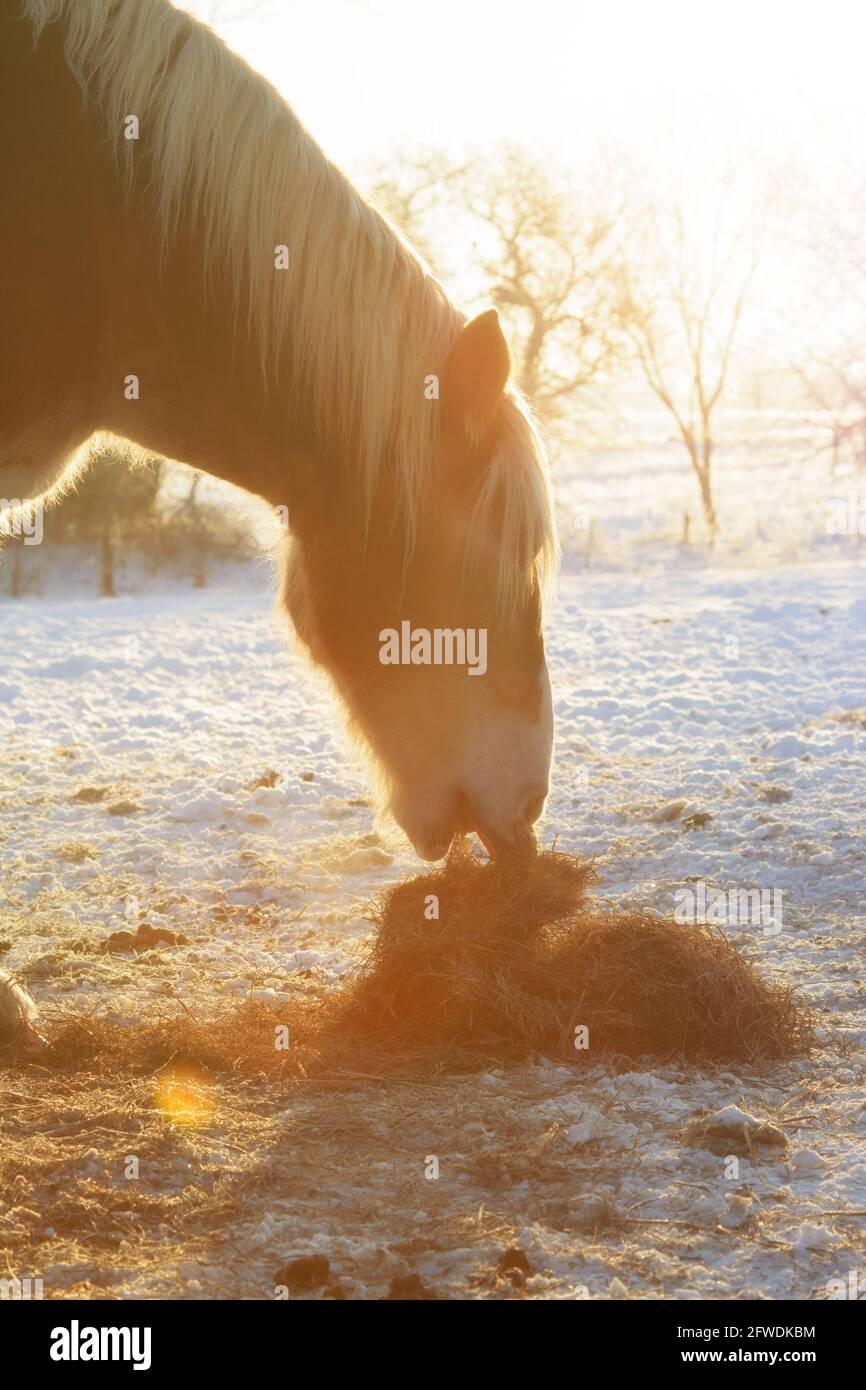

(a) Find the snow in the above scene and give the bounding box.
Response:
[1,520,864,1299]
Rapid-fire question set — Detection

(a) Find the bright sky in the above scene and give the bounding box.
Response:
[185,0,866,186]
[177,0,866,397]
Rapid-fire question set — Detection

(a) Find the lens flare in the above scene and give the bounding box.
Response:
[153,1062,216,1127]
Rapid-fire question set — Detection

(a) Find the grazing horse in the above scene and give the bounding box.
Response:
[0,0,557,861]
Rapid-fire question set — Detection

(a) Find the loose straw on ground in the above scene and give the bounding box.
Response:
[20,848,814,1081]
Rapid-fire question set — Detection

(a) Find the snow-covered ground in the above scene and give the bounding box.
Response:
[1,517,865,1299]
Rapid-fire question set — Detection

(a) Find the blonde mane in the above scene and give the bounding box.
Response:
[24,0,557,607]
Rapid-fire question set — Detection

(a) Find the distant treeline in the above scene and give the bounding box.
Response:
[2,454,256,598]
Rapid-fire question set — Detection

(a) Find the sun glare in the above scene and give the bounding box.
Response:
[188,0,866,185]
[154,1062,217,1127]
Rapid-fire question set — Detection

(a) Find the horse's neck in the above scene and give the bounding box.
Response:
[2,6,328,529]
[101,199,324,523]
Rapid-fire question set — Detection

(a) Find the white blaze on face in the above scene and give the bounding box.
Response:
[387,654,554,860]
[457,663,554,846]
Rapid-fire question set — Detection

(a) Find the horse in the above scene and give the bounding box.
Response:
[0,0,558,863]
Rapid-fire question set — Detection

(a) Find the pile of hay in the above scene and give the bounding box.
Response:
[16,849,814,1084]
[314,849,813,1071]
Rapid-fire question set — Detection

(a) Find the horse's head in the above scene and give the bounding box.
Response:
[283,309,556,861]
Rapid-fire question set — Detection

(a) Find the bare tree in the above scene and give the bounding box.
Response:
[363,146,630,430]
[453,149,629,423]
[40,454,162,594]
[788,176,866,473]
[174,473,208,588]
[621,174,763,539]
[366,150,468,276]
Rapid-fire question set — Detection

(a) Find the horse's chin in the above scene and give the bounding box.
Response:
[394,791,538,865]
[389,786,462,863]
[406,824,538,865]
[407,828,457,863]
[463,812,539,864]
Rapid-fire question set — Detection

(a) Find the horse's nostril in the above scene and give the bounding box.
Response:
[523,789,547,825]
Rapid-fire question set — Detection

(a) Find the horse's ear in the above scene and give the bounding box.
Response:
[443,309,511,441]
